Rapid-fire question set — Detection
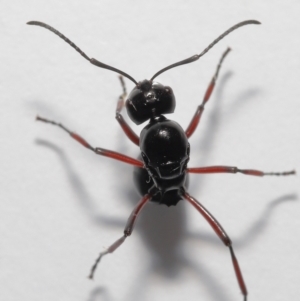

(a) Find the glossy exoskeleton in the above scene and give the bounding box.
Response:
[28,20,295,301]
[129,79,189,206]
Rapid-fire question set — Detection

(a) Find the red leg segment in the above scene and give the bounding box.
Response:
[36,115,143,168]
[185,48,231,138]
[115,76,140,146]
[187,165,295,177]
[184,192,247,300]
[88,194,151,279]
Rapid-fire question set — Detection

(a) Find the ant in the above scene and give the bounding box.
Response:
[28,20,295,301]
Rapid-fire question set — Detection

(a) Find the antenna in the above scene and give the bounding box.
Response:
[151,20,261,80]
[27,21,138,85]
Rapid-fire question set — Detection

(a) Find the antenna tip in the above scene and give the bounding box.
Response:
[27,21,34,25]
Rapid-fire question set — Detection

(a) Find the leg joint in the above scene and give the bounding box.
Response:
[124,230,131,237]
[225,239,232,247]
[198,104,204,111]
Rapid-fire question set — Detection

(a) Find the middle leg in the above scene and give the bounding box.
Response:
[187,165,295,177]
[36,115,143,167]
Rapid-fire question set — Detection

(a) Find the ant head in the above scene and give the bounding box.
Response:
[125,80,175,125]
[27,20,261,124]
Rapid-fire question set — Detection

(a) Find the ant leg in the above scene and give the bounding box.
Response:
[115,76,140,146]
[36,116,143,168]
[187,165,296,177]
[88,193,151,279]
[183,192,247,301]
[185,48,231,138]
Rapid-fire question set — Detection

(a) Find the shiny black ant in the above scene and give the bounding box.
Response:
[28,20,295,301]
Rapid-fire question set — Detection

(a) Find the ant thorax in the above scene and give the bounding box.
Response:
[139,116,190,201]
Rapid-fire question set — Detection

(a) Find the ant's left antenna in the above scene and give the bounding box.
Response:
[151,20,261,80]
[27,21,138,85]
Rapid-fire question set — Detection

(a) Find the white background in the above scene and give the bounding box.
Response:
[1,1,299,301]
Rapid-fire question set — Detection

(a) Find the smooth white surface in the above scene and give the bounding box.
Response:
[1,1,299,301]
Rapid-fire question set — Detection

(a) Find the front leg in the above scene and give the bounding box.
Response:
[36,116,143,167]
[115,76,140,146]
[185,48,231,138]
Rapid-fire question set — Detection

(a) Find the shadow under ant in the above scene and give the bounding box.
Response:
[34,71,296,301]
[87,287,112,301]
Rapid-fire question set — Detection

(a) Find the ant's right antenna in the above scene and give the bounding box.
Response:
[27,21,138,85]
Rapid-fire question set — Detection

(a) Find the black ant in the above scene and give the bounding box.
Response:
[28,20,295,301]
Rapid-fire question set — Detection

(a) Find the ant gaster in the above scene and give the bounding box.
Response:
[28,20,295,301]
